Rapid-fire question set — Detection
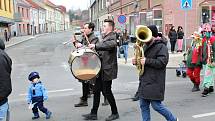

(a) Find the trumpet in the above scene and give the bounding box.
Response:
[134,25,152,75]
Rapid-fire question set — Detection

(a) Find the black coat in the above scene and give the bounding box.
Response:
[138,39,169,101]
[168,30,177,41]
[0,39,12,106]
[95,32,118,81]
[177,31,184,39]
[81,32,98,45]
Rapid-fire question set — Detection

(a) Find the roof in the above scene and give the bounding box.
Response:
[44,0,56,8]
[56,5,67,13]
[16,0,31,8]
[25,0,41,9]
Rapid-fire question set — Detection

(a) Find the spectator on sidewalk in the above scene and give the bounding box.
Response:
[177,26,184,52]
[168,26,177,53]
[4,30,9,42]
[122,29,129,64]
[132,25,178,121]
[0,38,12,121]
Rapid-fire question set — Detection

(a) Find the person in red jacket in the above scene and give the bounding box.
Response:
[186,32,202,92]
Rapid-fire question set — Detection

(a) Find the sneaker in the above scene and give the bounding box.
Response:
[32,113,40,120]
[202,88,209,97]
[209,86,214,93]
[74,100,88,107]
[46,111,52,119]
[82,113,97,120]
[105,114,119,121]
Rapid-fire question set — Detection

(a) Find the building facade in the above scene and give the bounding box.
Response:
[0,0,14,40]
[44,0,56,33]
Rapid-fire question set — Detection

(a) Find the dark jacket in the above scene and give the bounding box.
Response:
[168,30,177,41]
[0,39,12,106]
[95,32,118,81]
[138,38,169,101]
[81,32,99,45]
[177,31,184,39]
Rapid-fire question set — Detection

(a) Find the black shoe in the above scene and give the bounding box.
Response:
[74,100,88,107]
[105,114,119,121]
[32,113,40,120]
[132,95,139,101]
[102,100,109,106]
[202,88,209,97]
[192,84,200,92]
[82,113,97,120]
[209,86,214,93]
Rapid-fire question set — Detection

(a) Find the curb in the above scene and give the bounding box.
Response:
[5,31,68,49]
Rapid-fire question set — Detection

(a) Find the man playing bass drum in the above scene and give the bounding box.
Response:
[72,22,98,107]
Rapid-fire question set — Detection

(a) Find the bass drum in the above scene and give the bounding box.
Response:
[68,48,101,81]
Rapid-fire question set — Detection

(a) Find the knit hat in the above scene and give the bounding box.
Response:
[147,25,158,37]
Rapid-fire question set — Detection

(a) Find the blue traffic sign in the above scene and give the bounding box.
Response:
[181,0,192,10]
[118,15,126,24]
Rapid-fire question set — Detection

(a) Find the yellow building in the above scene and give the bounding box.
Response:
[0,0,14,40]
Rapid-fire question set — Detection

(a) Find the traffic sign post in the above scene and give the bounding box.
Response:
[118,15,126,24]
[181,0,192,52]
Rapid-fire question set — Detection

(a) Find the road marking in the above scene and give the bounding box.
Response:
[192,112,215,118]
[128,81,188,85]
[19,88,74,96]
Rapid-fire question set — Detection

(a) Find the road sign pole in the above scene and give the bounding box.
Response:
[185,10,187,52]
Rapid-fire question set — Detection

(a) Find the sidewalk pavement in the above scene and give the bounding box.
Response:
[118,44,184,69]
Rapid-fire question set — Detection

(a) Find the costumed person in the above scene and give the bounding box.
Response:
[201,23,215,97]
[27,72,52,120]
[186,31,202,92]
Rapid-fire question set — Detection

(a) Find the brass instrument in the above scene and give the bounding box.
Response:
[134,25,152,75]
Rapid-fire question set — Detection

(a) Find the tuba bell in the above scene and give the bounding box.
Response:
[134,25,152,75]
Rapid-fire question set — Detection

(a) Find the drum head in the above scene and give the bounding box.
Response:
[70,49,101,80]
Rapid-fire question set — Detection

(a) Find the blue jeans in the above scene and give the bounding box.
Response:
[140,98,176,121]
[117,46,121,58]
[0,102,9,121]
[123,44,128,61]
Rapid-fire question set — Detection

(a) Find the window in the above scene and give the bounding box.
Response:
[18,6,20,13]
[154,10,162,19]
[0,0,2,9]
[22,8,24,17]
[4,0,7,11]
[9,0,11,12]
[202,6,210,23]
[27,9,29,18]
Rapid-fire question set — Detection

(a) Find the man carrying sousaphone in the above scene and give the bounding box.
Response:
[72,22,99,107]
[132,25,178,121]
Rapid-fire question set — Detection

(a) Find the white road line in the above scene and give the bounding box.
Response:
[19,88,74,96]
[192,112,215,118]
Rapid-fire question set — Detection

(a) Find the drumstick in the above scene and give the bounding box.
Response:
[83,32,90,45]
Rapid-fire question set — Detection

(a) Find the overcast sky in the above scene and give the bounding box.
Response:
[49,0,90,11]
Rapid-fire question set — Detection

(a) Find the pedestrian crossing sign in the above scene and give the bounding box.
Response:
[181,0,192,10]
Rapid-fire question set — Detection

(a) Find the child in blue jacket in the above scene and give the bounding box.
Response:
[27,72,52,120]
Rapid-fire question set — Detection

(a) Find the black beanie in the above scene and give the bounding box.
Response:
[147,25,158,37]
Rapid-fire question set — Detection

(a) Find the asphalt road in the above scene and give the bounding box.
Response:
[5,31,215,121]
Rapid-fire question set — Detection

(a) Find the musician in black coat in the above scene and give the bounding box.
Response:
[83,19,119,121]
[72,22,98,107]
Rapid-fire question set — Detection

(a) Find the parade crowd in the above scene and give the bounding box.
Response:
[1,17,215,121]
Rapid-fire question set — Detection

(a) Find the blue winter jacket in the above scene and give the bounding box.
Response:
[27,81,48,103]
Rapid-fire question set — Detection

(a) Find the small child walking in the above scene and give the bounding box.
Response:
[27,72,52,120]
